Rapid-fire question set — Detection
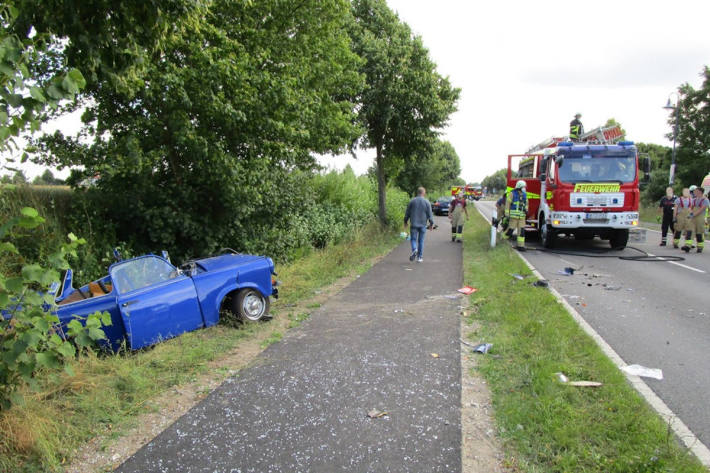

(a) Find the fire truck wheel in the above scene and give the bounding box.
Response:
[540,219,555,248]
[609,229,629,250]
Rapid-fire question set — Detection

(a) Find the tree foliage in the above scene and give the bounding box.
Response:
[394,139,461,195]
[636,142,672,202]
[33,0,366,260]
[481,168,508,195]
[349,0,460,224]
[1,1,200,155]
[672,66,710,187]
[0,206,109,410]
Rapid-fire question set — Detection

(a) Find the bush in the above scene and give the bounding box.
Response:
[0,207,109,410]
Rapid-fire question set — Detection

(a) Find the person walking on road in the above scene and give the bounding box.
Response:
[682,187,709,254]
[659,186,676,246]
[569,113,584,141]
[404,187,435,263]
[504,180,528,251]
[673,188,693,249]
[449,191,469,242]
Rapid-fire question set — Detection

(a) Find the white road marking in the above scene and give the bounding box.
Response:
[510,244,710,467]
[645,252,706,274]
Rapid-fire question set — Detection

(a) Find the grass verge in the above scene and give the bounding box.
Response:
[640,202,662,225]
[461,211,705,472]
[0,222,400,473]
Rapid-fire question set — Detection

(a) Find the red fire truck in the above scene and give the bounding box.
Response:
[450,185,481,200]
[507,125,649,249]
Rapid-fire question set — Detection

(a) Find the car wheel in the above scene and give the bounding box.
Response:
[233,288,270,322]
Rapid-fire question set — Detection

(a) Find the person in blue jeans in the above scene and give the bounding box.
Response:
[404,187,435,263]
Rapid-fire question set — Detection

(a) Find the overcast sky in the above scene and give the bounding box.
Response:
[331,0,710,183]
[5,0,710,182]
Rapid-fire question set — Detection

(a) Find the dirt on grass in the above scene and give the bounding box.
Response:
[460,318,510,472]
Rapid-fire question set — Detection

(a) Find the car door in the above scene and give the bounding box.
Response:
[110,256,204,350]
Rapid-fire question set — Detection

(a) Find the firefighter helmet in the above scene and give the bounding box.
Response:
[515,180,526,189]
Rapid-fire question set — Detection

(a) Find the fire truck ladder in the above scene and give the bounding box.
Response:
[577,124,624,144]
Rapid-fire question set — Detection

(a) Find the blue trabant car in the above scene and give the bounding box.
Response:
[53,250,278,351]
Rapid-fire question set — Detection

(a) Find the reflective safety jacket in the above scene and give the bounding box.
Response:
[507,189,527,219]
[569,118,583,140]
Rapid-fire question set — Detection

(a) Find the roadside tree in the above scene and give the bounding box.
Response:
[32,0,363,259]
[349,0,459,225]
[395,139,461,195]
[671,66,710,187]
[1,1,200,154]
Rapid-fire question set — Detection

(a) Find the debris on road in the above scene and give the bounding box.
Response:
[557,267,575,276]
[472,343,493,354]
[367,409,388,419]
[622,364,663,380]
[431,353,440,358]
[458,286,478,295]
[603,284,622,291]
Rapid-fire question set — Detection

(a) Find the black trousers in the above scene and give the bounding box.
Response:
[661,214,675,238]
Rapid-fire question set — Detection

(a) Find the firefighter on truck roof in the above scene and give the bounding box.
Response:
[569,113,584,141]
[504,180,528,251]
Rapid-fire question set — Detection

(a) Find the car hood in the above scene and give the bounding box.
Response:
[195,253,267,272]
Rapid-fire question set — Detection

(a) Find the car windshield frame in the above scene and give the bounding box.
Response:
[557,154,637,184]
[110,256,178,295]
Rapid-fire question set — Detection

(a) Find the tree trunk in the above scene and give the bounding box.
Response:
[376,143,387,226]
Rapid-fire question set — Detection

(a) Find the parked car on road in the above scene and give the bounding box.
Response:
[50,250,278,351]
[432,196,453,216]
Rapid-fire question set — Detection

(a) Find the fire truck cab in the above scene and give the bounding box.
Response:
[507,125,646,249]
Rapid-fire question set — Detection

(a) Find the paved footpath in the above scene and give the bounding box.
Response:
[116,216,464,473]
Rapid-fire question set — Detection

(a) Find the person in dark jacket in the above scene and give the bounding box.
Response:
[658,186,676,246]
[404,187,435,263]
[569,113,584,141]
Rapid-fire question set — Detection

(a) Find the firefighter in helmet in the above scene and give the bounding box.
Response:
[504,180,528,251]
[569,113,584,141]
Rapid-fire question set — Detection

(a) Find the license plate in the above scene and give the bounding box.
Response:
[585,213,607,220]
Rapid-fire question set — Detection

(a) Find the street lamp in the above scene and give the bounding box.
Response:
[663,93,680,186]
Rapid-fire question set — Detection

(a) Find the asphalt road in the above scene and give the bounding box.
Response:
[116,217,465,473]
[476,201,710,451]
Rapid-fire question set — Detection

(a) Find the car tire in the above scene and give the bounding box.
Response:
[232,288,270,322]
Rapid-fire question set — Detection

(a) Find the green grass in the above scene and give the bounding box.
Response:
[639,202,661,225]
[461,213,705,472]
[0,222,400,472]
